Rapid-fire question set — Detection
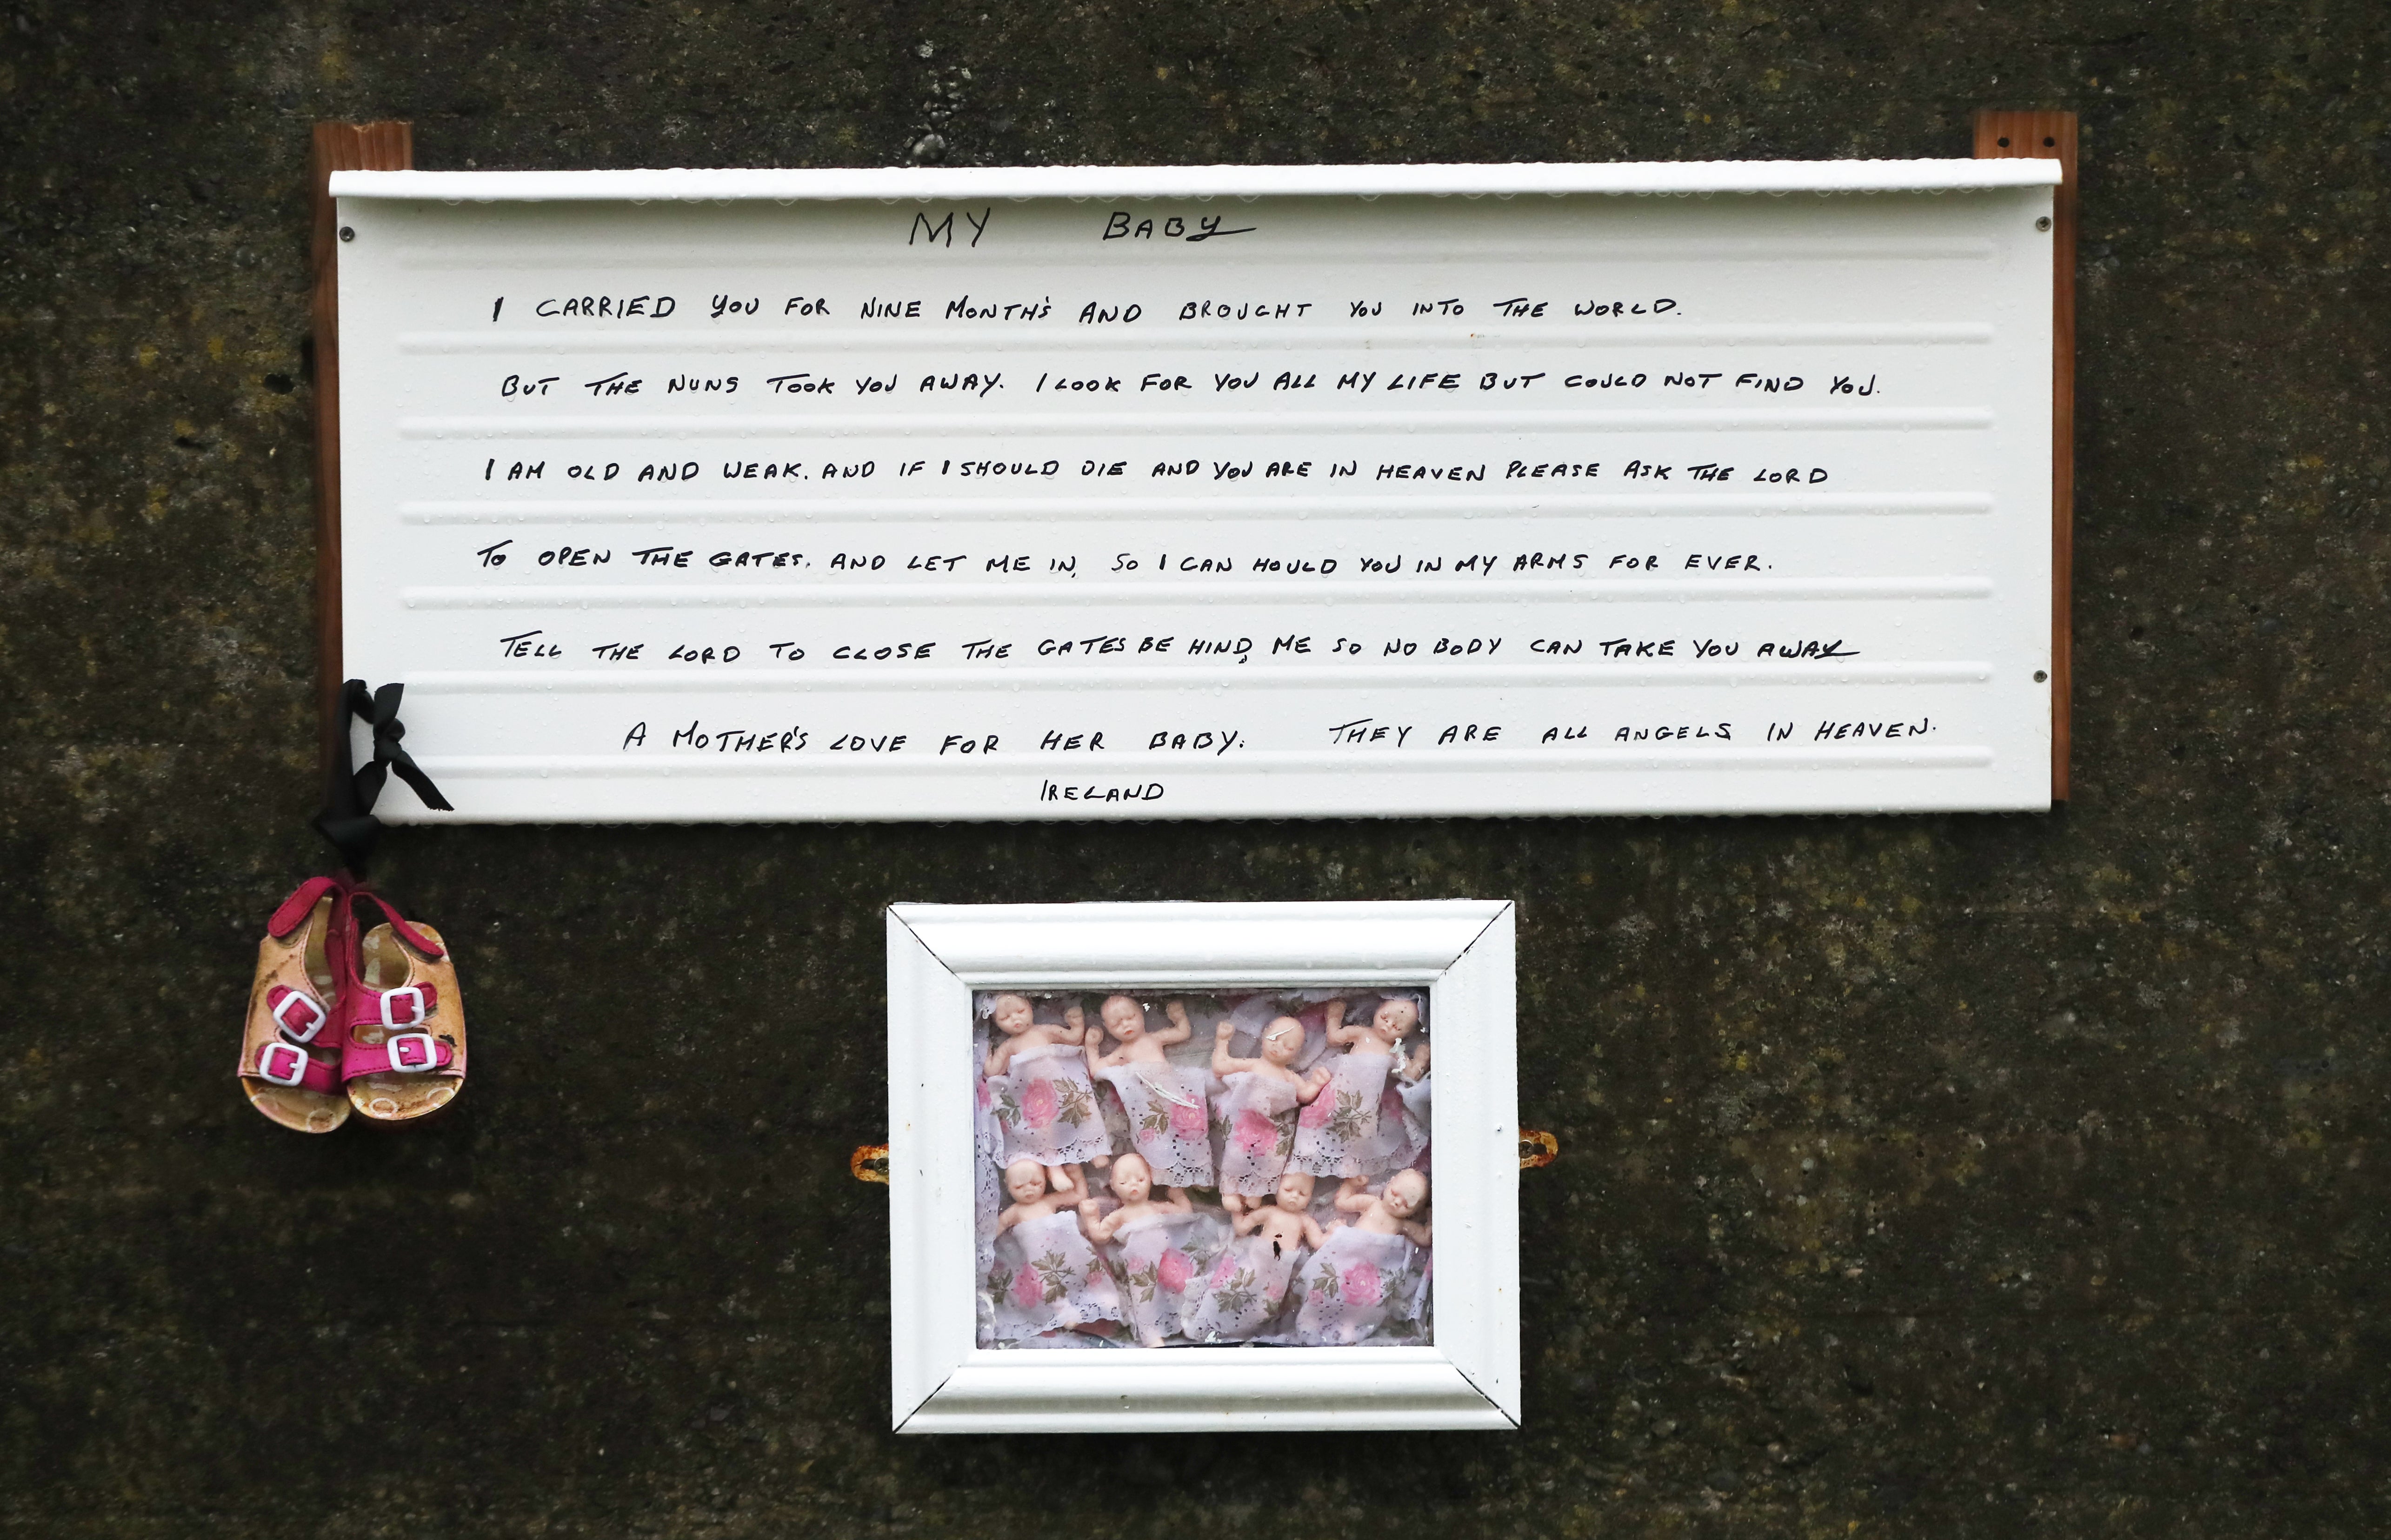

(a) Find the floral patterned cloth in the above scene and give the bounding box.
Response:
[1213,1069,1304,1197]
[991,1043,1112,1168]
[972,1047,1007,1339]
[1094,1062,1216,1188]
[1291,1050,1412,1179]
[1108,1209,1202,1347]
[988,1209,1125,1338]
[1376,1073,1425,1172]
[1398,1071,1431,1152]
[1181,1232,1304,1342]
[1289,1226,1421,1345]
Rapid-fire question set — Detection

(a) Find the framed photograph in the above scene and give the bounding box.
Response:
[885,900,1519,1432]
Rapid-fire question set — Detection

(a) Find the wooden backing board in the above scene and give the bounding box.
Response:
[1974,109,2077,804]
[311,120,413,794]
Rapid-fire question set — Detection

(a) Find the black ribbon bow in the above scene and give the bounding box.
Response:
[315,679,453,874]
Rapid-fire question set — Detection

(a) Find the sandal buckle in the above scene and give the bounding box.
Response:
[380,986,428,1027]
[385,1031,438,1073]
[271,989,328,1044]
[257,1042,312,1088]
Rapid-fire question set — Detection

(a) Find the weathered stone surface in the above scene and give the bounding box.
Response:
[3,1,2387,1533]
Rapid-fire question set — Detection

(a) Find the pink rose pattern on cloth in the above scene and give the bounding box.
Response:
[1292,1225,1419,1346]
[1182,1232,1304,1343]
[1292,1051,1405,1178]
[1168,1097,1207,1141]
[1095,1063,1215,1187]
[988,1209,1125,1341]
[990,1043,1111,1168]
[1109,1210,1203,1346]
[1214,1070,1304,1197]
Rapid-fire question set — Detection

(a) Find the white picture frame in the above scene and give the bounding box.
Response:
[885,899,1519,1433]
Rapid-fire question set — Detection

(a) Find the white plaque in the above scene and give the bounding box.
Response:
[332,159,2061,821]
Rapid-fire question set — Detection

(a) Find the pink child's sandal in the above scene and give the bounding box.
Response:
[336,887,467,1125]
[238,876,353,1133]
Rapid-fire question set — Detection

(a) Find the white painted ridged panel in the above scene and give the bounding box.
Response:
[338,164,2054,821]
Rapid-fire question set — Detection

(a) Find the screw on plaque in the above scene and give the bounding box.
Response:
[340,226,355,241]
[852,1143,891,1184]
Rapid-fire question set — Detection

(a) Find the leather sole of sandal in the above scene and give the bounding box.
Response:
[242,1079,350,1134]
[351,1089,462,1131]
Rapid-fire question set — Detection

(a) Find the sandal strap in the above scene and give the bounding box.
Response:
[343,1033,457,1079]
[339,981,439,1033]
[264,983,340,1047]
[248,1041,341,1094]
[349,887,445,961]
[266,875,347,940]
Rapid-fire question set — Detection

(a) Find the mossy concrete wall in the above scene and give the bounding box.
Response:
[4,2,2387,1534]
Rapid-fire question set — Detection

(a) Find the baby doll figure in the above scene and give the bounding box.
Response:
[984,992,1074,1076]
[1292,1168,1432,1345]
[1086,995,1214,1188]
[1290,996,1424,1180]
[990,1158,1124,1335]
[1240,1177,1332,1255]
[1082,994,1194,1070]
[994,1155,1084,1235]
[984,993,1111,1190]
[1345,996,1420,1057]
[1332,1168,1434,1246]
[1183,1168,1325,1342]
[1213,1014,1334,1212]
[1077,1153,1199,1347]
